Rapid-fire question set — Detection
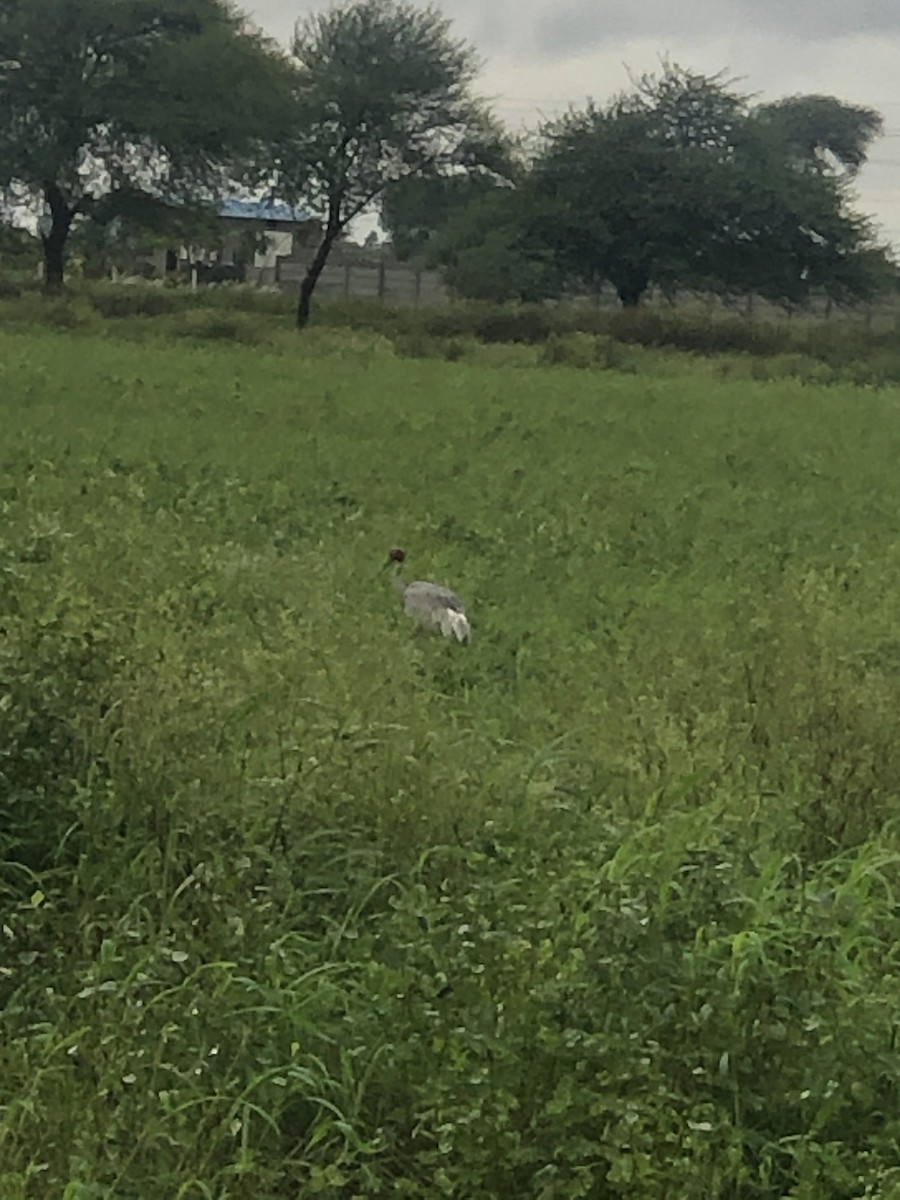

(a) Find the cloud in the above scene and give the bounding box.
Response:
[530,0,900,59]
[245,0,900,57]
[734,0,900,41]
[534,0,736,58]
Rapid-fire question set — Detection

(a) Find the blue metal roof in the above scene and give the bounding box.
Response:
[218,197,313,224]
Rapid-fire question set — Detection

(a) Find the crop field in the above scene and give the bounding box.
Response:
[2,322,900,1198]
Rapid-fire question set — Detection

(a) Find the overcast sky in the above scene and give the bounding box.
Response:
[245,0,900,247]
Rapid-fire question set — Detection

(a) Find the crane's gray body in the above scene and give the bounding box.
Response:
[393,573,471,642]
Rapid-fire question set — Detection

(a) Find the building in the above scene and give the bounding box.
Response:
[152,196,322,285]
[210,198,321,285]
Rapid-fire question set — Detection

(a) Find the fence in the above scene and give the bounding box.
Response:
[636,288,900,334]
[274,255,449,306]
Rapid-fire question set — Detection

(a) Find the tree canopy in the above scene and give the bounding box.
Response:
[0,0,293,286]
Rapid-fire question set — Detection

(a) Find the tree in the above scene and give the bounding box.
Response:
[282,0,491,329]
[524,85,733,305]
[524,65,889,306]
[0,0,293,288]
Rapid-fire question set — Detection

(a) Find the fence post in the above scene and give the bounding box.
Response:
[414,269,421,305]
[344,263,351,297]
[377,259,386,301]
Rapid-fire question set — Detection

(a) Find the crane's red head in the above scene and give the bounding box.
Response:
[387,547,406,564]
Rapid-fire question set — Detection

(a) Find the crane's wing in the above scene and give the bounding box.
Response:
[406,581,465,611]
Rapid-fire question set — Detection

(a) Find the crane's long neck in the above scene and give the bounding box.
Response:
[391,566,407,596]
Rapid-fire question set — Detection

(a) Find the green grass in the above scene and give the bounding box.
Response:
[2,324,900,1198]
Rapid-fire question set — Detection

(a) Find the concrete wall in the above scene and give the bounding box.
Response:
[275,255,449,306]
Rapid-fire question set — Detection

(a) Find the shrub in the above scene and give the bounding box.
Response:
[291,327,398,363]
[175,308,268,344]
[607,308,796,357]
[540,330,598,368]
[470,305,557,344]
[417,303,558,344]
[442,335,479,361]
[392,331,450,360]
[196,282,293,316]
[419,304,492,340]
[2,294,98,330]
[89,284,183,319]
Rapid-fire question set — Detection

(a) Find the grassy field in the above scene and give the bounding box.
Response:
[2,320,900,1198]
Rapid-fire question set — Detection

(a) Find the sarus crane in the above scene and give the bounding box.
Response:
[385,547,471,643]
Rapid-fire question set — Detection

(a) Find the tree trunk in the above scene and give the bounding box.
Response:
[41,185,75,292]
[296,212,342,330]
[614,265,650,309]
[616,280,647,307]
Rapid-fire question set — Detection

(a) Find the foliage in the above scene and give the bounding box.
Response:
[68,191,224,278]
[0,223,39,276]
[532,98,716,305]
[427,186,567,302]
[381,131,520,261]
[434,63,891,308]
[2,326,900,1194]
[539,329,605,368]
[280,0,492,326]
[174,306,268,343]
[0,0,293,286]
[755,94,884,176]
[382,172,502,263]
[87,282,188,319]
